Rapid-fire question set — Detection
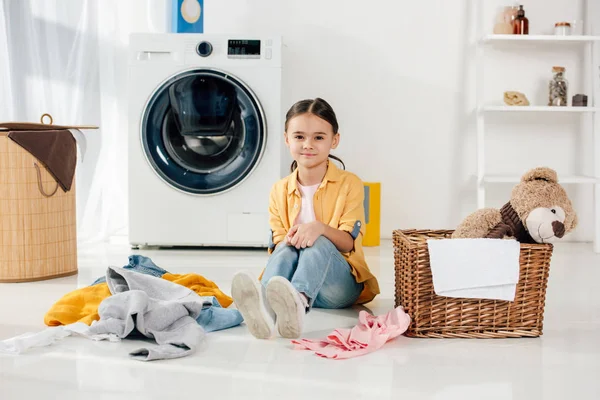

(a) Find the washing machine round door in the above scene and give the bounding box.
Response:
[141,69,266,195]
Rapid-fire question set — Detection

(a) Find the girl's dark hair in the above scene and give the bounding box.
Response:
[285,97,345,172]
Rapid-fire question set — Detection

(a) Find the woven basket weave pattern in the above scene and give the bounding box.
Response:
[393,229,553,338]
[0,134,77,282]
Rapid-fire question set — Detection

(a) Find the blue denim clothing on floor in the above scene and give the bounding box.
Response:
[91,255,168,286]
[260,236,364,310]
[196,296,244,332]
[91,255,243,332]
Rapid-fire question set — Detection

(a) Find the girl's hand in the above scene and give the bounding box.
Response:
[286,221,325,249]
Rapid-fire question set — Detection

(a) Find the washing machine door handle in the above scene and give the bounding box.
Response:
[172,103,239,138]
[168,76,238,137]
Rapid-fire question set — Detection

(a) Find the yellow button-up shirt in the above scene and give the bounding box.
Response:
[268,161,380,304]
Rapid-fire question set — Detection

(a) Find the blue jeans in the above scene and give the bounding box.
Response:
[91,255,168,286]
[260,236,363,310]
[196,296,244,333]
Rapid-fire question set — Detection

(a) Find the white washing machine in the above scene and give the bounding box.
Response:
[128,34,287,247]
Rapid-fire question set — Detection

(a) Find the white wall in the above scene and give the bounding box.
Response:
[138,0,600,243]
[4,1,595,243]
[193,0,598,243]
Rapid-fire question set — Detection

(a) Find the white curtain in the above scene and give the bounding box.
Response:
[0,0,170,243]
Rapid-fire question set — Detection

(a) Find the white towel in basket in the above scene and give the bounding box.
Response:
[426,238,521,301]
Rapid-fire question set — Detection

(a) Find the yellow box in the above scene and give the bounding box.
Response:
[363,182,380,246]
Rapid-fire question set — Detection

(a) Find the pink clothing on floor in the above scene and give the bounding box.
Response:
[291,306,411,359]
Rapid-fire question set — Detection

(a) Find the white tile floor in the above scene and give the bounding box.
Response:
[0,240,599,399]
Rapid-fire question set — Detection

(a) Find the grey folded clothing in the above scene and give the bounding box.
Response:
[88,266,205,361]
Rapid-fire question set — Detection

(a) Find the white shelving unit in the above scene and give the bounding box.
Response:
[482,34,600,43]
[475,2,600,252]
[481,105,599,113]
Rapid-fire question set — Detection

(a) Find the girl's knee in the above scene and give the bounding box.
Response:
[262,244,299,285]
[272,242,298,258]
[306,236,336,252]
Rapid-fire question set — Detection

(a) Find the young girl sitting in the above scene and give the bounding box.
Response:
[231,97,380,339]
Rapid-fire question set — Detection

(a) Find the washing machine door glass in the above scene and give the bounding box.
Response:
[142,69,266,195]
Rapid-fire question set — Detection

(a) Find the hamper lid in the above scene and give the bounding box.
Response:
[0,113,98,131]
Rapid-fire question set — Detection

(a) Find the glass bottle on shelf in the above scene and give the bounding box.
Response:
[513,5,529,34]
[548,66,568,106]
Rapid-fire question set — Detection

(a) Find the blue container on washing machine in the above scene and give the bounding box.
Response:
[172,0,203,33]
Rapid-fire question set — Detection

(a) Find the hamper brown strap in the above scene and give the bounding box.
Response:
[34,163,59,197]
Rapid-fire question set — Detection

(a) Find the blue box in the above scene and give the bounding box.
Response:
[172,0,203,33]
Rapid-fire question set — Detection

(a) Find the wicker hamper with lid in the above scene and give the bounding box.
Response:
[393,229,553,338]
[0,115,96,282]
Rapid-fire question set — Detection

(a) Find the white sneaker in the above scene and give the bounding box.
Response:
[231,271,275,339]
[266,277,306,339]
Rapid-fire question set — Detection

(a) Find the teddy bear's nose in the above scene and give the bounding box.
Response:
[552,221,565,238]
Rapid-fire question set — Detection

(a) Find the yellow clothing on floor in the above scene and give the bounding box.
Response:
[44,283,112,326]
[44,273,233,326]
[161,273,233,308]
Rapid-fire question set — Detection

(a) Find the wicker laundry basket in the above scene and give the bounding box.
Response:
[393,229,553,338]
[0,115,96,282]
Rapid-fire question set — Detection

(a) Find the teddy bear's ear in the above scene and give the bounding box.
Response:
[571,212,578,230]
[520,167,558,183]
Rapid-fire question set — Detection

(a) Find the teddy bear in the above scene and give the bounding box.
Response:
[452,167,578,244]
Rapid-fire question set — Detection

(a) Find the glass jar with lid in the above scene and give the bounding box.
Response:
[548,66,568,106]
[554,22,572,36]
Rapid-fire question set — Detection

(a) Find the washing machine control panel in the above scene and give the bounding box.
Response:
[227,39,261,59]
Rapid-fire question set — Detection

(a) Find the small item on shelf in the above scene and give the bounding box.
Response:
[548,66,568,106]
[513,5,529,35]
[493,6,515,34]
[503,91,530,106]
[554,22,571,36]
[572,94,588,107]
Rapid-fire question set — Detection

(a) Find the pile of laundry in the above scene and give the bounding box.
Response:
[1,255,416,362]
[0,256,243,361]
